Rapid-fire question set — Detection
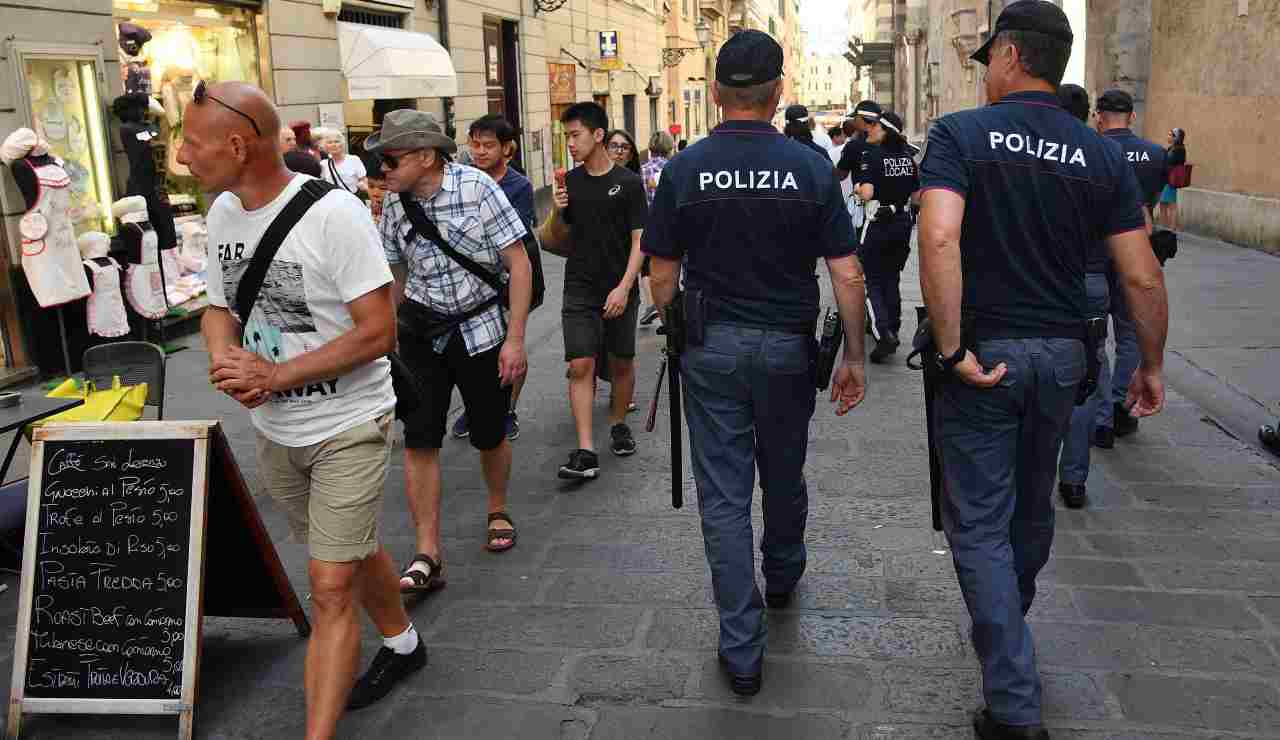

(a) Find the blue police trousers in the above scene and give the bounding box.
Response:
[1097,271,1139,429]
[861,215,914,341]
[1059,273,1111,485]
[934,338,1084,726]
[681,323,816,675]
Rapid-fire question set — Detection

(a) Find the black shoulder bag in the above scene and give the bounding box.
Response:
[399,195,545,312]
[234,178,422,419]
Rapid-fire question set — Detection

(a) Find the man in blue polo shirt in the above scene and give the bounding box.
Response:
[1094,88,1166,445]
[917,3,1169,736]
[643,29,868,697]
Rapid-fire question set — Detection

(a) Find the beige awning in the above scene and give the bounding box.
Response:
[338,22,458,100]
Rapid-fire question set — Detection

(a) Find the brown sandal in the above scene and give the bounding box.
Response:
[399,553,446,594]
[486,512,517,553]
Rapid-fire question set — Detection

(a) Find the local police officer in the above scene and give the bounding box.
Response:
[1094,88,1167,444]
[856,110,919,362]
[1054,84,1113,509]
[643,30,868,696]
[834,100,882,184]
[917,3,1168,737]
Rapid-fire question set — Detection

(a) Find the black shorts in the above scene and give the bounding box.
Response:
[563,290,640,362]
[399,331,512,451]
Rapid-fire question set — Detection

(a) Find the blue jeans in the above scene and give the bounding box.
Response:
[1098,271,1139,428]
[681,323,816,675]
[1059,273,1111,484]
[934,338,1084,726]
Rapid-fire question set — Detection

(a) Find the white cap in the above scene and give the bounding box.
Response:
[1,128,50,166]
[112,195,149,222]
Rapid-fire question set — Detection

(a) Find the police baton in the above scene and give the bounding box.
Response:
[663,298,685,510]
[905,306,943,532]
[645,354,667,433]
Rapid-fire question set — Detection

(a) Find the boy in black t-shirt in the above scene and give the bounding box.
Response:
[554,102,648,479]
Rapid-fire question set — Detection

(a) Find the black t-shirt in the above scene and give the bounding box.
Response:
[642,120,857,333]
[562,164,647,302]
[858,145,919,207]
[919,91,1145,339]
[836,134,870,176]
[1103,128,1167,209]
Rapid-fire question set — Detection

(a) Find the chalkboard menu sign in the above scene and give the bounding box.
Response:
[25,437,196,700]
[8,421,309,740]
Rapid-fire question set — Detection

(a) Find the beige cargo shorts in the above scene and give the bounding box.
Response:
[256,412,393,563]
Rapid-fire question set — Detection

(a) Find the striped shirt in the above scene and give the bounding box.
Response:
[380,162,528,355]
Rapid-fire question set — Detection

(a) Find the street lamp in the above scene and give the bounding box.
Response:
[663,18,711,67]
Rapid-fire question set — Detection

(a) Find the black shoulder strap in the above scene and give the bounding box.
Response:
[234,179,336,322]
[327,157,353,193]
[399,194,504,294]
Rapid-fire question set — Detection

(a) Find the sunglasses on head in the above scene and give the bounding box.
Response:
[192,79,261,137]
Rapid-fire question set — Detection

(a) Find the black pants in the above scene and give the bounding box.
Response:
[860,214,913,341]
[399,331,512,451]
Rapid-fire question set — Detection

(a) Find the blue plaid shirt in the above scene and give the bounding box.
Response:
[381,162,528,355]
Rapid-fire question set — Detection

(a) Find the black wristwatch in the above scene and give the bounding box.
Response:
[936,345,967,373]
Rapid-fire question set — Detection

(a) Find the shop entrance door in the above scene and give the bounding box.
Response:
[484,17,525,171]
[483,19,505,117]
[623,95,636,140]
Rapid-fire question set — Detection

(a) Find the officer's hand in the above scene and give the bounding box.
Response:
[830,361,866,415]
[1125,366,1165,418]
[954,351,1008,389]
[603,285,629,319]
[554,187,569,211]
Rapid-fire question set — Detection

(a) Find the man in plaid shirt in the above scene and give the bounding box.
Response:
[367,110,533,593]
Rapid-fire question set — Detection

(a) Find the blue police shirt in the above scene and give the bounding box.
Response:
[1102,128,1167,210]
[642,120,858,332]
[920,90,1146,340]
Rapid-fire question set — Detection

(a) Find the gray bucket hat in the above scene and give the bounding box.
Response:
[363,109,458,154]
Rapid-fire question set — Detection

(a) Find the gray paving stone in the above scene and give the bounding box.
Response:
[784,576,886,612]
[693,657,873,709]
[405,647,565,696]
[1034,621,1280,674]
[1041,558,1147,587]
[544,570,713,606]
[569,652,694,703]
[1074,589,1262,630]
[859,724,969,740]
[882,666,1109,719]
[1108,672,1280,732]
[432,605,642,648]
[543,542,709,572]
[588,706,849,739]
[768,614,971,660]
[1025,585,1082,620]
[378,696,589,738]
[884,579,966,615]
[1139,560,1280,594]
[810,546,888,576]
[1085,532,1280,563]
[1126,483,1280,510]
[1060,508,1280,539]
[645,608,721,650]
[1248,595,1280,629]
[885,551,958,580]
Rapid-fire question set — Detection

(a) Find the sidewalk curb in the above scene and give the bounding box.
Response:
[1165,348,1278,459]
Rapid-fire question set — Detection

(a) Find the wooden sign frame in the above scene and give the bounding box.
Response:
[6,421,308,740]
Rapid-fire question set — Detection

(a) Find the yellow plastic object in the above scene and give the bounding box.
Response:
[32,376,148,432]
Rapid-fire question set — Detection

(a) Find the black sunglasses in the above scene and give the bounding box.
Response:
[193,79,261,137]
[380,150,424,170]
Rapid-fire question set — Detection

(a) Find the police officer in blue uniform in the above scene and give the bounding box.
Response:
[643,30,869,696]
[783,104,829,158]
[1094,88,1167,445]
[917,3,1169,737]
[1054,84,1114,509]
[834,100,882,184]
[855,110,919,362]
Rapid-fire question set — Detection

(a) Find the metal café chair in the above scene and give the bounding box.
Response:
[81,340,167,420]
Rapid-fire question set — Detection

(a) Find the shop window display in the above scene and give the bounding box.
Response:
[22,59,114,234]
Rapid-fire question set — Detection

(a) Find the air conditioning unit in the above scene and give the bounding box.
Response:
[646,76,663,97]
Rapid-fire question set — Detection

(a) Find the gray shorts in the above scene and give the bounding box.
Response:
[562,290,640,362]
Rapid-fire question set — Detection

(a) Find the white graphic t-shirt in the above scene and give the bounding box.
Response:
[206,175,395,447]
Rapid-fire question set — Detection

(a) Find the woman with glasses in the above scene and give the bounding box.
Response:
[1158,128,1187,230]
[606,130,641,173]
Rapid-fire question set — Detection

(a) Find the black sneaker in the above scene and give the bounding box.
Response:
[611,423,637,456]
[639,305,660,326]
[1114,402,1139,437]
[1058,482,1087,509]
[558,449,600,479]
[346,638,427,710]
[869,335,899,364]
[451,413,470,439]
[718,654,763,696]
[765,590,794,609]
[1093,426,1115,449]
[972,707,1049,739]
[505,411,520,441]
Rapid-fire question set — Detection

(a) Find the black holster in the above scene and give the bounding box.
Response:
[1076,316,1108,406]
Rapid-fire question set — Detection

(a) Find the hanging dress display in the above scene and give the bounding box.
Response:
[115,196,168,320]
[17,160,92,307]
[77,231,130,338]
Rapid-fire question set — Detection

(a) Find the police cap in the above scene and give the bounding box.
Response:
[970,0,1073,65]
[852,100,881,122]
[1096,88,1135,114]
[715,30,784,88]
[784,104,811,123]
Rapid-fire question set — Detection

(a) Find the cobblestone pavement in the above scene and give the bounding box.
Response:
[4,238,1280,739]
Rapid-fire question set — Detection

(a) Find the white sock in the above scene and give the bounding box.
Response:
[383,624,419,655]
